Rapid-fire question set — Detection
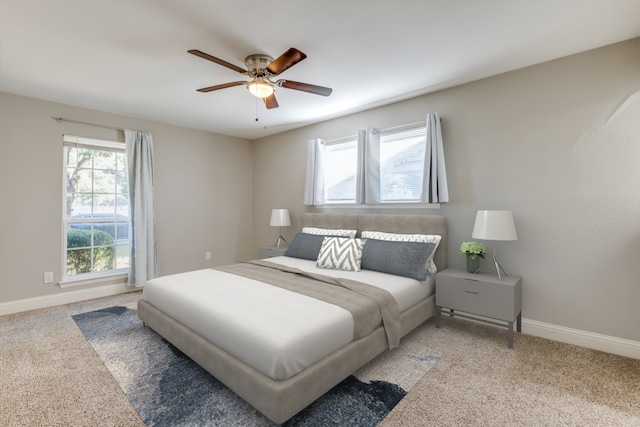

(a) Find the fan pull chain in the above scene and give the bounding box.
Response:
[255,96,259,122]
[254,97,267,129]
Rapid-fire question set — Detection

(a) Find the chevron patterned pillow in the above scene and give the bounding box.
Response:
[316,237,365,271]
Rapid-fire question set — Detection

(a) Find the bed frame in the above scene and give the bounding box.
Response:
[138,213,447,424]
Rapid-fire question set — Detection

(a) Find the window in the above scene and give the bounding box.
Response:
[324,137,358,203]
[322,125,427,205]
[62,135,130,280]
[305,114,447,206]
[379,127,426,202]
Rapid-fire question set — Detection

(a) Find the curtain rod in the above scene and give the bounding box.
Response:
[326,118,435,142]
[52,117,126,132]
[382,118,442,133]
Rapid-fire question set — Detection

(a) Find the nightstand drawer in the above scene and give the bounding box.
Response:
[436,274,520,322]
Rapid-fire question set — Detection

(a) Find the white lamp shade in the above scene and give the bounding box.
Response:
[472,210,518,241]
[270,209,291,227]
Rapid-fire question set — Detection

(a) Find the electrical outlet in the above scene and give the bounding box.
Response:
[205,251,211,261]
[43,272,54,284]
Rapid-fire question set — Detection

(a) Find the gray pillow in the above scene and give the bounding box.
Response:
[361,239,436,281]
[284,233,336,261]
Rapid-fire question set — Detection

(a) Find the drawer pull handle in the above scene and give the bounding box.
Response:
[464,290,479,295]
[464,278,479,282]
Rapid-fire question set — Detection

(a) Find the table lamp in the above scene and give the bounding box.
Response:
[270,209,291,248]
[472,210,518,280]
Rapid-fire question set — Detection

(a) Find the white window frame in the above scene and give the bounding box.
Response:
[61,135,130,284]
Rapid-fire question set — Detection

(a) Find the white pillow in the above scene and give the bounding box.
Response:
[302,227,357,238]
[316,237,365,271]
[361,231,441,274]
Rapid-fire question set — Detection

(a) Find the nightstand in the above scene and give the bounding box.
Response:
[258,246,287,259]
[435,268,522,348]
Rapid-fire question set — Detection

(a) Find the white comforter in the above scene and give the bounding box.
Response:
[142,256,434,380]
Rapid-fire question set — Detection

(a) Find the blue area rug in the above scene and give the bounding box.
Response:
[72,305,440,426]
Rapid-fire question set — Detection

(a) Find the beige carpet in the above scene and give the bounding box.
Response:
[382,316,640,426]
[1,291,639,426]
[0,292,144,427]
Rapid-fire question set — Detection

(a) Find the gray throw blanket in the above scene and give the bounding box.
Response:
[215,260,401,349]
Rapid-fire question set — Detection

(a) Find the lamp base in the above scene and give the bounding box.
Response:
[493,255,508,280]
[273,235,289,248]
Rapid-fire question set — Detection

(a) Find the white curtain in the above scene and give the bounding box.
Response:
[355,130,366,204]
[359,128,381,204]
[422,113,449,203]
[125,129,159,286]
[303,138,325,206]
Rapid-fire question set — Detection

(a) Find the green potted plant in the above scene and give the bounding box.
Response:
[459,241,486,273]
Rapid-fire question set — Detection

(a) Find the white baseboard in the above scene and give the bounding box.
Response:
[523,318,640,360]
[0,284,138,316]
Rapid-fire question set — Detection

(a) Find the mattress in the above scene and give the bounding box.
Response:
[142,256,434,380]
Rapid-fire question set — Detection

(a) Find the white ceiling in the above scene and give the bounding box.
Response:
[1,0,639,140]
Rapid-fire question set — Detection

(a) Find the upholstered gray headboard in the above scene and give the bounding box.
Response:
[300,213,447,272]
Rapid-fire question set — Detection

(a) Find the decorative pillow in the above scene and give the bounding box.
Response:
[361,239,436,281]
[316,237,365,271]
[302,227,357,238]
[361,231,441,274]
[284,233,336,261]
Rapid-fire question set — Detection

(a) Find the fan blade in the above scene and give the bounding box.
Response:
[188,49,247,74]
[266,48,307,75]
[280,80,333,96]
[196,81,246,93]
[263,93,279,109]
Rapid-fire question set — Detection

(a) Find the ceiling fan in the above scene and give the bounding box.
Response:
[188,47,332,109]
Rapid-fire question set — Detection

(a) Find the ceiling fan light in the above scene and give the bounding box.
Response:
[247,81,274,98]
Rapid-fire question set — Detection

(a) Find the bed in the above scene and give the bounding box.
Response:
[137,213,447,424]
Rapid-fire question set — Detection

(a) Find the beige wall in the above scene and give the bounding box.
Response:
[0,93,253,302]
[252,39,640,342]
